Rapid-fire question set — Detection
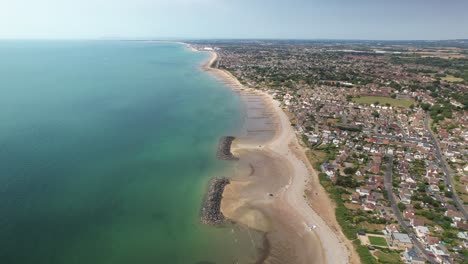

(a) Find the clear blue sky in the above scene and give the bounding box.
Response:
[1,0,467,40]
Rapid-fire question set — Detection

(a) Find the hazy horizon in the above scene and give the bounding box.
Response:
[2,38,468,42]
[1,0,467,40]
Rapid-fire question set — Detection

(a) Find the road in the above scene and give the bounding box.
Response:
[424,112,468,220]
[384,156,437,263]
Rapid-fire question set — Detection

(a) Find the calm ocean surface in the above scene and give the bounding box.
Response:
[0,41,253,263]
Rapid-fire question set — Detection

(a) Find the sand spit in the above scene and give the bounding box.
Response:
[194,47,356,264]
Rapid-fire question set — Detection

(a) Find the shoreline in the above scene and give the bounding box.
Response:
[192,45,356,263]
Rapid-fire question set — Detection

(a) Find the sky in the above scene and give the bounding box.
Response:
[0,0,467,40]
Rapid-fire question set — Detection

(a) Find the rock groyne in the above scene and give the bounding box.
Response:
[217,136,238,160]
[201,177,230,225]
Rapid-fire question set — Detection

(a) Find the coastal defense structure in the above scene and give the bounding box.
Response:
[216,136,239,160]
[200,136,239,225]
[201,178,230,225]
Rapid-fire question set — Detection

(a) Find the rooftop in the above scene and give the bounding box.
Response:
[392,232,412,243]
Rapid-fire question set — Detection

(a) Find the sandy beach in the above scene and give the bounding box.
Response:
[196,47,358,264]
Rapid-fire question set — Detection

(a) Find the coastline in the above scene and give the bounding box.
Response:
[194,45,356,263]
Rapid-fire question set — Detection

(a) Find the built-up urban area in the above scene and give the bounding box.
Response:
[190,40,468,264]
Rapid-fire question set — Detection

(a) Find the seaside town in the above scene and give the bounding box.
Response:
[190,40,468,264]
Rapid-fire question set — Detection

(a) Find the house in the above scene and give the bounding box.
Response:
[399,191,412,205]
[404,208,415,220]
[391,233,413,249]
[321,163,335,179]
[368,175,384,190]
[445,209,463,222]
[425,236,441,246]
[415,226,430,238]
[429,244,450,263]
[457,232,468,240]
[432,194,446,207]
[366,194,377,205]
[456,222,468,230]
[428,184,440,192]
[363,203,376,211]
[385,224,400,234]
[433,225,445,233]
[410,218,425,228]
[403,182,417,190]
[402,247,426,264]
[379,208,388,217]
[356,186,371,196]
[350,192,361,204]
[369,164,380,174]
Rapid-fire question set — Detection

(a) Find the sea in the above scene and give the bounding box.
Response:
[0,41,256,264]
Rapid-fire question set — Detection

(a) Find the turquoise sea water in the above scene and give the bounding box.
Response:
[0,41,252,263]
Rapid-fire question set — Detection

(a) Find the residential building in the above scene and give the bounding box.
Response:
[391,232,413,249]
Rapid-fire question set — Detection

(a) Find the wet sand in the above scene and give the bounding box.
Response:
[197,48,356,264]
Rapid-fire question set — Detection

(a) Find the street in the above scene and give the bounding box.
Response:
[424,112,468,219]
[384,156,437,263]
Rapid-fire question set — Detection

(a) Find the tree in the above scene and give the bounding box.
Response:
[336,176,358,188]
[344,167,358,175]
[398,202,406,211]
[421,103,431,111]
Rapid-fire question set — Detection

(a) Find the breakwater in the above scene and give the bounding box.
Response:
[201,177,230,225]
[216,136,238,160]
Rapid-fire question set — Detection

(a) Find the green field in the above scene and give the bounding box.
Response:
[352,96,414,108]
[374,251,403,263]
[368,236,388,247]
[442,75,464,83]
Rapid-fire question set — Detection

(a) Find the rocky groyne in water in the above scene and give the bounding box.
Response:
[217,136,238,160]
[201,177,230,225]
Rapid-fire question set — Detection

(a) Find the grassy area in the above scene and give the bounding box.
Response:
[357,222,385,233]
[352,96,414,108]
[368,236,388,247]
[442,75,464,83]
[344,202,362,210]
[374,250,403,264]
[305,149,327,165]
[354,240,378,264]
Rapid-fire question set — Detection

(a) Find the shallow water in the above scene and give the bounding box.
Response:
[0,41,257,264]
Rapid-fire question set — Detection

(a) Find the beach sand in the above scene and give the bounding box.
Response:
[197,47,359,264]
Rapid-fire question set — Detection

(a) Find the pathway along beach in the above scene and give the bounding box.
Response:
[196,48,359,264]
